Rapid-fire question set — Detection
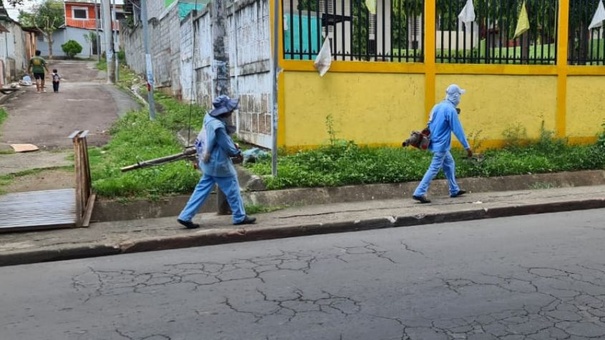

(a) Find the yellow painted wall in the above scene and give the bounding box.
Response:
[282,72,425,148]
[436,75,557,143]
[566,76,605,140]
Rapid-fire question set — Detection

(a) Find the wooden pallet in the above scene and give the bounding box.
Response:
[0,189,76,233]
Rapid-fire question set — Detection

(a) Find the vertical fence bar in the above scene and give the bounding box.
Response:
[341,0,346,60]
[381,0,386,60]
[332,0,338,60]
[424,0,436,119]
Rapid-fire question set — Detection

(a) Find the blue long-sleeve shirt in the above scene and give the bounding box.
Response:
[194,114,241,177]
[427,100,470,152]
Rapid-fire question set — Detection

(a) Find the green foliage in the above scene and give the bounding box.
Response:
[244,204,287,214]
[247,122,605,191]
[117,50,126,63]
[596,121,605,150]
[0,108,7,126]
[297,0,318,11]
[61,40,83,58]
[21,0,64,33]
[96,60,107,71]
[501,123,528,149]
[154,92,206,132]
[90,93,207,199]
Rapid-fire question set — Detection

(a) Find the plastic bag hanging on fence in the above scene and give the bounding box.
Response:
[458,0,475,25]
[513,1,530,39]
[365,0,377,15]
[589,0,605,30]
[314,37,332,77]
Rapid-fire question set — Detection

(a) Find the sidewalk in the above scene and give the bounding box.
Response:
[1,184,604,267]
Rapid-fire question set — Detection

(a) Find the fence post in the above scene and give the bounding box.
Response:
[69,130,96,227]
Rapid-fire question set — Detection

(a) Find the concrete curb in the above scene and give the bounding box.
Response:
[0,87,23,105]
[3,197,604,267]
[91,170,605,222]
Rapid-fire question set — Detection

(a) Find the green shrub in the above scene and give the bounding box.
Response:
[61,40,83,58]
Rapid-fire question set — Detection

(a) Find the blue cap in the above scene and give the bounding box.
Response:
[209,95,239,117]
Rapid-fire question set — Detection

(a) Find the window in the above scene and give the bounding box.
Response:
[73,7,88,20]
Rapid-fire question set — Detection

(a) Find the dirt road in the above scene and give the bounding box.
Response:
[0,60,141,193]
[1,60,139,149]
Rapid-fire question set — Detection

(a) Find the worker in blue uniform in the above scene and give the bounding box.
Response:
[177,95,256,228]
[412,84,473,204]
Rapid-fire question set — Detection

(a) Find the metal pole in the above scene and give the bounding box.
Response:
[140,0,156,120]
[112,0,118,82]
[95,0,100,61]
[271,0,279,177]
[102,0,112,83]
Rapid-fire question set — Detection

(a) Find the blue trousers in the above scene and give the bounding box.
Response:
[178,173,246,224]
[413,151,460,197]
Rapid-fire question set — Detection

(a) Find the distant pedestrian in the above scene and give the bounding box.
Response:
[177,95,256,229]
[51,69,61,93]
[412,84,473,203]
[28,50,49,93]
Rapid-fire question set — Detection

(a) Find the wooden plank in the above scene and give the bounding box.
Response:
[10,144,39,153]
[0,189,76,232]
[81,193,96,227]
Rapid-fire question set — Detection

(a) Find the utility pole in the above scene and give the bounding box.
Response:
[102,0,114,83]
[212,0,229,97]
[211,0,230,215]
[95,0,101,61]
[112,0,119,82]
[271,0,279,177]
[140,0,156,120]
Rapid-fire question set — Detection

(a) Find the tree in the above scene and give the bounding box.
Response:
[62,40,83,58]
[20,0,64,59]
[5,0,30,6]
[83,31,99,56]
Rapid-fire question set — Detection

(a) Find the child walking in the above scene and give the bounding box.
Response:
[51,69,61,93]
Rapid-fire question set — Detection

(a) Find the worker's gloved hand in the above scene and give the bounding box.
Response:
[466,148,473,158]
[232,153,244,164]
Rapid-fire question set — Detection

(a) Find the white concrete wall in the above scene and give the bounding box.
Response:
[229,0,272,148]
[124,0,274,148]
[180,14,195,102]
[193,10,214,109]
[122,1,181,97]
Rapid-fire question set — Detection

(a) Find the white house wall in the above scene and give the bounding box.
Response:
[34,27,97,59]
[0,21,27,81]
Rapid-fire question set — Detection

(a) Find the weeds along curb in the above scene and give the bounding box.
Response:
[90,170,605,223]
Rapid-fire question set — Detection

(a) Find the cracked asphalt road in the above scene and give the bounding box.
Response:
[1,209,604,340]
